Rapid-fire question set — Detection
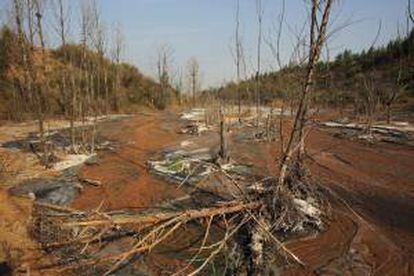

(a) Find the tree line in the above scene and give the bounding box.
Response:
[0,0,194,124]
[206,26,414,123]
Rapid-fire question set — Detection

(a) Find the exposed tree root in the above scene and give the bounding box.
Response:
[26,159,326,275]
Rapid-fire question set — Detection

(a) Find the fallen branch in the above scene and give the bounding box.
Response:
[80,177,102,187]
[62,201,261,228]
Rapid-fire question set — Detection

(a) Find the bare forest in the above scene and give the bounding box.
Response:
[0,0,413,275]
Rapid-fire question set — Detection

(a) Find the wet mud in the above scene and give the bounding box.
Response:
[69,112,413,274]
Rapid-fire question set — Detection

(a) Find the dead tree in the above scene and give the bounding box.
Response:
[352,21,382,132]
[358,72,379,135]
[255,0,263,128]
[12,0,49,166]
[265,0,285,70]
[33,0,50,166]
[235,0,242,122]
[279,0,333,185]
[187,57,200,108]
[156,44,173,109]
[217,107,230,165]
[53,0,77,152]
[12,0,31,117]
[90,1,107,153]
[177,69,184,106]
[26,0,35,44]
[111,23,124,111]
[22,2,331,275]
[79,0,102,153]
[54,0,67,47]
[79,0,90,145]
[383,65,406,124]
[265,0,286,145]
[382,19,410,125]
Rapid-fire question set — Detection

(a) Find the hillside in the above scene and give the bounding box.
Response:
[0,27,176,120]
[212,28,414,117]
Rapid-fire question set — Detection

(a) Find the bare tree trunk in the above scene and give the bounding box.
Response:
[235,0,242,122]
[279,100,285,154]
[255,0,263,128]
[57,0,66,46]
[55,0,76,152]
[279,0,333,185]
[113,69,120,111]
[104,69,109,114]
[70,71,77,152]
[217,107,229,165]
[34,0,49,167]
[26,0,35,44]
[187,57,199,108]
[386,104,391,124]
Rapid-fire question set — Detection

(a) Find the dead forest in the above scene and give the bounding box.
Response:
[0,0,413,275]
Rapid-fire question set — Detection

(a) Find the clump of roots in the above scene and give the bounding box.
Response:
[24,159,326,275]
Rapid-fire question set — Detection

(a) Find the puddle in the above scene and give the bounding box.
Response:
[148,148,214,185]
[0,262,12,276]
[9,170,80,206]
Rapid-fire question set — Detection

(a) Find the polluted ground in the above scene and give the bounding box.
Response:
[0,0,414,275]
[0,105,413,275]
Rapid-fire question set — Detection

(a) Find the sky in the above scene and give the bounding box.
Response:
[0,0,410,89]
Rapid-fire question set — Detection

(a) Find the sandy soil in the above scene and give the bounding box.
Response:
[0,111,413,275]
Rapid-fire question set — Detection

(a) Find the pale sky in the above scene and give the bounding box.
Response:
[0,0,410,89]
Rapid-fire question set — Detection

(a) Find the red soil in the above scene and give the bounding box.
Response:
[73,112,185,211]
[70,112,413,274]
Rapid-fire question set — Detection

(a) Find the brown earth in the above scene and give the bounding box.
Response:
[73,112,413,274]
[73,112,185,211]
[0,111,413,275]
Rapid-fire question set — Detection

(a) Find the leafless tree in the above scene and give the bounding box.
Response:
[265,0,285,70]
[111,23,124,111]
[187,57,200,107]
[217,107,229,164]
[384,67,407,125]
[12,0,31,117]
[89,0,108,152]
[156,44,173,109]
[11,0,50,166]
[265,0,286,149]
[172,67,183,106]
[352,20,382,133]
[255,0,263,127]
[409,0,414,24]
[79,0,99,153]
[279,0,334,185]
[53,0,69,47]
[32,0,51,166]
[26,0,35,44]
[235,0,242,122]
[52,0,78,152]
[358,72,380,134]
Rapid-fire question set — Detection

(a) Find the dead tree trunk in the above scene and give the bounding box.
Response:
[235,0,242,122]
[279,0,333,185]
[255,0,263,128]
[34,0,50,167]
[13,0,31,118]
[217,108,230,165]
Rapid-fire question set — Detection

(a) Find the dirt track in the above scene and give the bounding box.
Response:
[71,112,413,275]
